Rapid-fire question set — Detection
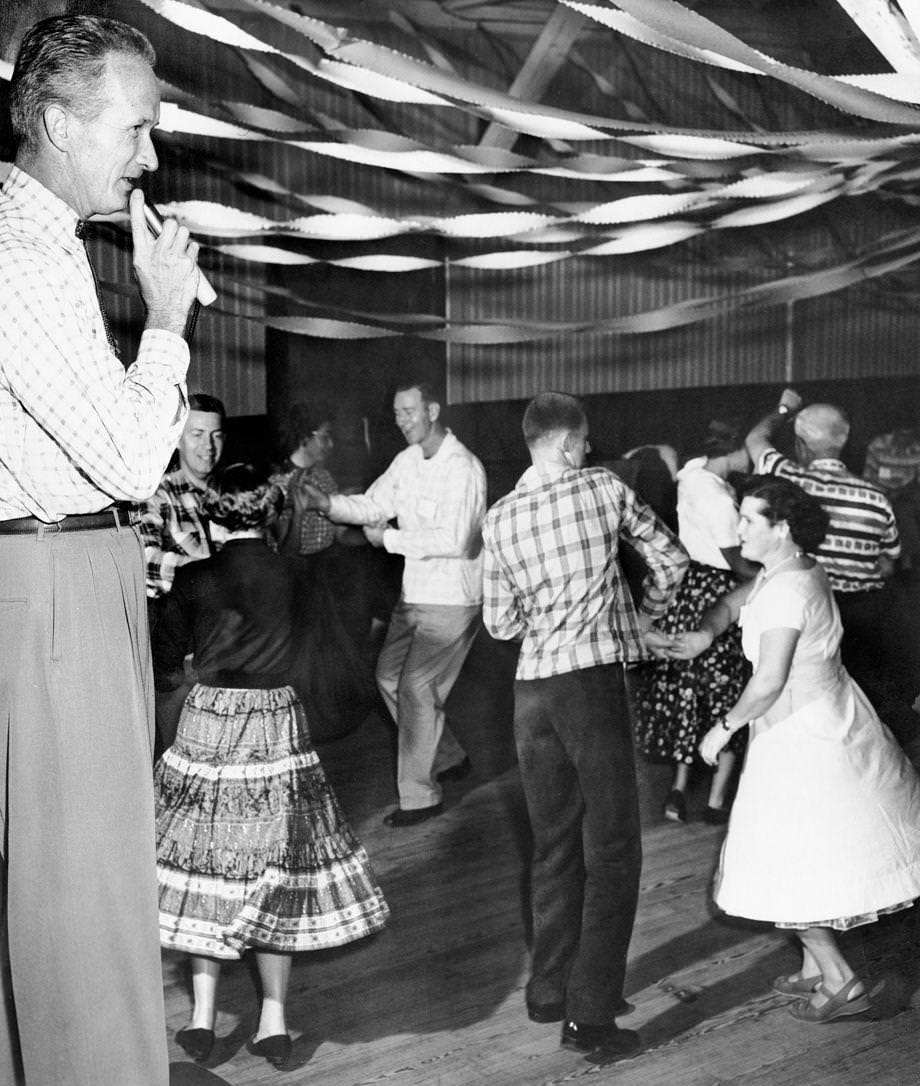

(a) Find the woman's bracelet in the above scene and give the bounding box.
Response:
[719,716,738,733]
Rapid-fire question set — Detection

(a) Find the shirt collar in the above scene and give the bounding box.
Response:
[3,165,84,255]
[808,457,847,471]
[517,461,572,491]
[677,456,707,479]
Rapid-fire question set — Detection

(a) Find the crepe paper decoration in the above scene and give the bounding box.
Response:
[833,0,920,75]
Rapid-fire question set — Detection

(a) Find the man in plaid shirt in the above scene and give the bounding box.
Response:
[482,392,687,1066]
[140,392,226,602]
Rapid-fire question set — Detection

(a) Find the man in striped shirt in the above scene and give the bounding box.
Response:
[482,392,687,1066]
[747,389,919,741]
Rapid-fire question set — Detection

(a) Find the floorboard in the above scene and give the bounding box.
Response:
[163,637,920,1086]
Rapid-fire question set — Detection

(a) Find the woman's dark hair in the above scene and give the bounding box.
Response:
[11,15,156,155]
[698,419,744,460]
[281,401,334,453]
[742,476,829,553]
[202,463,281,533]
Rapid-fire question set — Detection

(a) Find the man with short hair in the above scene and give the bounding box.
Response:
[140,393,226,751]
[746,389,918,741]
[0,13,203,1085]
[299,380,486,826]
[140,391,227,601]
[482,392,687,1066]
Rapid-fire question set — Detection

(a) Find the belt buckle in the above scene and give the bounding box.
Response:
[44,520,64,534]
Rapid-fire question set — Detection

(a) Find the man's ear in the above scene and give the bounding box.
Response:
[427,401,441,423]
[43,104,72,152]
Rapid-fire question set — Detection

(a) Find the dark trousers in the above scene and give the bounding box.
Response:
[514,664,642,1024]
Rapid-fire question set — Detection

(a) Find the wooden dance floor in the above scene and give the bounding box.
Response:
[165,637,920,1086]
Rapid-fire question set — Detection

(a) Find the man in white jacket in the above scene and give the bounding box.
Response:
[298,381,486,826]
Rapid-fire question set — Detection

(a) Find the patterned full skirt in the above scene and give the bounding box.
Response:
[634,562,750,764]
[155,684,390,959]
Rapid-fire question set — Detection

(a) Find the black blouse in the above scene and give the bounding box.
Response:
[154,538,300,690]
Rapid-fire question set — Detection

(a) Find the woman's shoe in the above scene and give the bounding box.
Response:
[247,1032,293,1069]
[788,977,870,1023]
[772,973,821,997]
[663,789,686,823]
[176,1027,215,1062]
[702,805,730,825]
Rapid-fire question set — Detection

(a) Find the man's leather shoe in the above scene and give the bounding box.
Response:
[561,1019,639,1053]
[527,1000,565,1023]
[383,803,444,827]
[436,757,472,783]
[583,1029,643,1065]
[176,1027,215,1062]
[247,1033,293,1068]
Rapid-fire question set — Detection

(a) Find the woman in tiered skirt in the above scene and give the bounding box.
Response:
[153,464,389,1069]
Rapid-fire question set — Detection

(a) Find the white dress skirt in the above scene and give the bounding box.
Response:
[713,564,920,929]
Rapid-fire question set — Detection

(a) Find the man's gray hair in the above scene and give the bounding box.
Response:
[794,404,850,457]
[10,14,155,155]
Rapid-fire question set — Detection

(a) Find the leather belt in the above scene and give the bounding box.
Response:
[0,505,134,534]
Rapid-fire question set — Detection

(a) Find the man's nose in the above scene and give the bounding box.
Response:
[137,132,158,172]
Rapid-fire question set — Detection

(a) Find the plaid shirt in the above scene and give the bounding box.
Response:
[0,166,189,520]
[271,461,338,556]
[138,469,213,598]
[483,464,688,680]
[759,449,899,593]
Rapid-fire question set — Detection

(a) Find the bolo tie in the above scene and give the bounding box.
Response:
[74,220,202,358]
[75,218,122,362]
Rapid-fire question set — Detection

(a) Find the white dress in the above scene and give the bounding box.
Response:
[714,562,920,927]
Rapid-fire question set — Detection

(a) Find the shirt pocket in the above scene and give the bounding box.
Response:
[417,496,438,521]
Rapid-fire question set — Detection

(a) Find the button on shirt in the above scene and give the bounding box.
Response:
[758,448,899,592]
[483,464,688,680]
[326,431,486,606]
[138,468,213,598]
[0,166,189,520]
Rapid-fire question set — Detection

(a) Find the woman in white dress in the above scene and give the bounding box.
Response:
[667,476,920,1023]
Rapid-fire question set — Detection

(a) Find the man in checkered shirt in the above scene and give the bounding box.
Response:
[140,393,227,606]
[139,393,226,752]
[482,391,687,1065]
[0,15,204,1086]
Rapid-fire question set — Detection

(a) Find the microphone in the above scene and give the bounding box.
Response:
[137,193,217,307]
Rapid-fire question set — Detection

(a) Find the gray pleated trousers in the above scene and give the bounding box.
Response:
[0,523,168,1086]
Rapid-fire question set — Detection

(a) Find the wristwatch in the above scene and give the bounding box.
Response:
[777,404,791,415]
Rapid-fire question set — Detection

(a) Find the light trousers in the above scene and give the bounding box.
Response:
[0,525,168,1086]
[376,601,481,809]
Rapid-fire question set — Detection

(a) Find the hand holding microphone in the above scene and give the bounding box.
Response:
[129,188,215,339]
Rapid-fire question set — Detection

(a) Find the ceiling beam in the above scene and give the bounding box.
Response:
[478,5,588,149]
